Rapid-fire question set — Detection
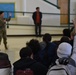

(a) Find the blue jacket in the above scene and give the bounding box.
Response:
[39,42,58,68]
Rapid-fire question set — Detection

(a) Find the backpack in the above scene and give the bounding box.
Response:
[16,68,34,75]
[47,64,71,75]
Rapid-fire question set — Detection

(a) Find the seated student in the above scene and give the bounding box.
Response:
[63,28,74,46]
[26,39,41,62]
[0,52,11,75]
[47,19,76,75]
[63,28,71,38]
[47,42,72,75]
[13,46,47,75]
[60,36,70,44]
[53,30,72,47]
[39,33,58,68]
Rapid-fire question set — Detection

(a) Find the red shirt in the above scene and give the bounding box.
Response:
[36,12,40,23]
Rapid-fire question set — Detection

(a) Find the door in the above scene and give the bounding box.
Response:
[58,0,69,24]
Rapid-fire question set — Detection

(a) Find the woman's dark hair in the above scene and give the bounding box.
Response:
[26,39,40,55]
[20,47,32,58]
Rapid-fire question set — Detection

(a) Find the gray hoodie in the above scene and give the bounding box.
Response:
[47,35,76,75]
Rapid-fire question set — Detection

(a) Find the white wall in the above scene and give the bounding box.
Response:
[19,0,60,26]
[46,0,76,23]
[47,0,57,5]
[0,0,76,24]
[70,0,76,23]
[0,0,60,26]
[43,0,76,23]
[26,0,59,13]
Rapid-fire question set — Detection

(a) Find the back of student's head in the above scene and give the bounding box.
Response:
[20,47,32,58]
[60,36,70,44]
[57,42,72,58]
[63,29,71,38]
[57,42,72,65]
[43,33,52,43]
[26,39,40,55]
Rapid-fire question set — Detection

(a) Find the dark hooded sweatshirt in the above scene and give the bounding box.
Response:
[13,57,47,75]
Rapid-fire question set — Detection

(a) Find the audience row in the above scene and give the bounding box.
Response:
[0,19,76,75]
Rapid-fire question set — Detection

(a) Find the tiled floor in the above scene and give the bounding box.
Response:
[0,36,61,65]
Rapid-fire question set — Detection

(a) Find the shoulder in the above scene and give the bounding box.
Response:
[47,64,70,75]
[40,42,46,50]
[40,12,42,14]
[69,58,76,67]
[33,62,47,69]
[0,52,9,60]
[33,11,36,14]
[13,59,21,66]
[49,42,57,48]
[32,62,48,73]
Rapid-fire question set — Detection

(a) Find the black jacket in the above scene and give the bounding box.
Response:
[13,57,47,75]
[32,11,42,24]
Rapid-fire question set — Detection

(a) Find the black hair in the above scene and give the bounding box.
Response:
[0,11,4,15]
[60,36,70,44]
[36,7,39,9]
[26,39,40,55]
[63,29,71,38]
[43,33,52,43]
[20,47,32,58]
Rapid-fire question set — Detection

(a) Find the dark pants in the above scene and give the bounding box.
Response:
[35,23,41,36]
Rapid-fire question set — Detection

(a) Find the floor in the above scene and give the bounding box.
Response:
[0,36,61,65]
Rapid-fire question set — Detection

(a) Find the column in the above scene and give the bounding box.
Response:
[22,0,26,15]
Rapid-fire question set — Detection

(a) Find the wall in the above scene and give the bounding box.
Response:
[26,0,59,13]
[19,0,60,26]
[47,0,76,23]
[0,0,22,24]
[70,0,76,23]
[0,0,21,11]
[47,0,57,5]
[45,0,76,23]
[0,0,60,26]
[48,0,76,23]
[0,0,75,35]
[0,0,76,24]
